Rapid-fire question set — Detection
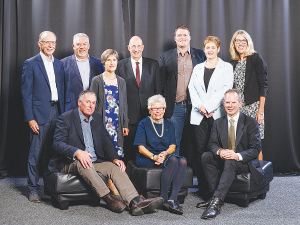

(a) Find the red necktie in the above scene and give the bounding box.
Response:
[136,62,140,87]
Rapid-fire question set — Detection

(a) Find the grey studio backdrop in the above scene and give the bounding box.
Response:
[1,0,300,176]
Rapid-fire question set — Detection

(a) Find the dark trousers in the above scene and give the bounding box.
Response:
[194,117,214,191]
[201,151,250,201]
[27,105,58,191]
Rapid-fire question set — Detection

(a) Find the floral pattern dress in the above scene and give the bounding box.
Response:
[233,60,265,139]
[104,81,124,158]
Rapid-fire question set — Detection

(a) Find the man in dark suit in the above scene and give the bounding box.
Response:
[115,36,161,163]
[61,33,104,111]
[197,89,263,219]
[48,90,163,215]
[21,31,65,202]
[159,25,206,156]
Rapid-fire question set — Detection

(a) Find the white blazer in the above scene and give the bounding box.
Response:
[188,58,233,125]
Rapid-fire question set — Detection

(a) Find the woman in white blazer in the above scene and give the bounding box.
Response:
[188,36,233,194]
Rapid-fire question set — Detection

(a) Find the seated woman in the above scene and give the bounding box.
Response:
[133,94,187,215]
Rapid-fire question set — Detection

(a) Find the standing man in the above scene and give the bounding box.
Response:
[159,25,206,156]
[62,33,104,111]
[21,31,65,202]
[197,89,263,219]
[116,36,161,163]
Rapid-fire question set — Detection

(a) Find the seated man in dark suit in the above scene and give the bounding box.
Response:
[48,90,163,215]
[197,89,263,219]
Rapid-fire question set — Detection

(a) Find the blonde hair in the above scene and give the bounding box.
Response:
[229,30,256,60]
[204,36,221,48]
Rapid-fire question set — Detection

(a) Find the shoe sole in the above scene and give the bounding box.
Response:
[28,198,42,203]
[161,202,183,215]
[132,198,164,216]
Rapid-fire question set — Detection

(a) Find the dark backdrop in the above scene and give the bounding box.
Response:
[1,0,300,175]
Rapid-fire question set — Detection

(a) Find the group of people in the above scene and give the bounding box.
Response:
[21,25,268,219]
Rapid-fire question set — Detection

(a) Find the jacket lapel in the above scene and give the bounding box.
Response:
[36,54,51,89]
[171,49,178,82]
[89,56,95,85]
[73,109,85,145]
[236,112,245,147]
[126,58,139,88]
[220,116,228,148]
[71,54,83,86]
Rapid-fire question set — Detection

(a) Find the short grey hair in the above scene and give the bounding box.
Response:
[78,90,96,101]
[224,89,242,102]
[147,94,166,109]
[73,33,89,45]
[39,31,56,41]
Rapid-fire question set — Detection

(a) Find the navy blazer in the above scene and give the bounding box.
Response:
[230,52,268,105]
[21,53,65,125]
[159,47,206,118]
[61,54,104,111]
[209,112,263,185]
[48,108,119,173]
[115,57,161,125]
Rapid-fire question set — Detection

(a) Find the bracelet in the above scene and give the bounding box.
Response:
[258,111,264,115]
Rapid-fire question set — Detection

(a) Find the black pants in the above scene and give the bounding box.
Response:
[201,151,250,201]
[194,117,214,191]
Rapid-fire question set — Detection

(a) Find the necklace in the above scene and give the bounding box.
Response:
[104,72,116,80]
[150,117,164,137]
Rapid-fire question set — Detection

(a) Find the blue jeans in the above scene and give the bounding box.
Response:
[168,103,187,156]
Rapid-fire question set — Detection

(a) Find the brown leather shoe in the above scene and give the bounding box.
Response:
[103,193,126,213]
[130,195,164,216]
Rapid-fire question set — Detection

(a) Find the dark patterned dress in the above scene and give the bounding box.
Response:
[104,81,124,158]
[233,60,265,139]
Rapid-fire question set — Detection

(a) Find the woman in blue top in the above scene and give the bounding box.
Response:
[134,94,187,215]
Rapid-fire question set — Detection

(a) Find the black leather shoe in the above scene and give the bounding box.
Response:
[103,193,126,213]
[162,199,183,215]
[201,197,223,219]
[196,197,212,208]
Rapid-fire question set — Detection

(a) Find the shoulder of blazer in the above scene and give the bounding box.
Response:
[60,54,73,64]
[142,56,158,64]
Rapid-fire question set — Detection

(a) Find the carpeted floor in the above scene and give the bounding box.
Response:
[0,175,300,225]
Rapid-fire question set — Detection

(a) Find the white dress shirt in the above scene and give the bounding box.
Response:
[76,55,90,90]
[217,113,243,161]
[40,52,58,101]
[130,57,143,79]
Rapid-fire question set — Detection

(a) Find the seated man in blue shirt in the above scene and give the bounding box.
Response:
[48,90,163,215]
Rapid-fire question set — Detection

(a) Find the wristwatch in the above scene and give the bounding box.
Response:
[151,155,155,160]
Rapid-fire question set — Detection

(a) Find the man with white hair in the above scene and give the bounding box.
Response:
[21,31,65,202]
[61,33,104,111]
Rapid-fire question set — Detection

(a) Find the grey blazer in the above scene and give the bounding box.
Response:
[90,73,129,147]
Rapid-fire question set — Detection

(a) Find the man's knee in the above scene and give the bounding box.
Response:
[201,151,214,164]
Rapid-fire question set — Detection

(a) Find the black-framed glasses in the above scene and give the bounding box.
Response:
[41,41,56,45]
[234,39,247,44]
[150,107,165,112]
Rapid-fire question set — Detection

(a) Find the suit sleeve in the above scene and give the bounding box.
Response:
[52,114,78,158]
[204,63,234,113]
[62,60,71,112]
[21,60,34,122]
[208,121,222,155]
[153,61,161,95]
[158,53,167,95]
[253,53,268,97]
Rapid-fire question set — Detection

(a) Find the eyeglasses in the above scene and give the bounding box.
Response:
[150,107,165,112]
[234,39,247,44]
[40,41,56,46]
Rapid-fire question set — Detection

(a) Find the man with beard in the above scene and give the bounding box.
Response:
[62,33,104,111]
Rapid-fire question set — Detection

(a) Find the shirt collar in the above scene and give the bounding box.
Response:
[75,55,89,62]
[227,112,240,123]
[40,52,54,63]
[78,108,93,123]
[177,47,191,56]
[131,56,143,65]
